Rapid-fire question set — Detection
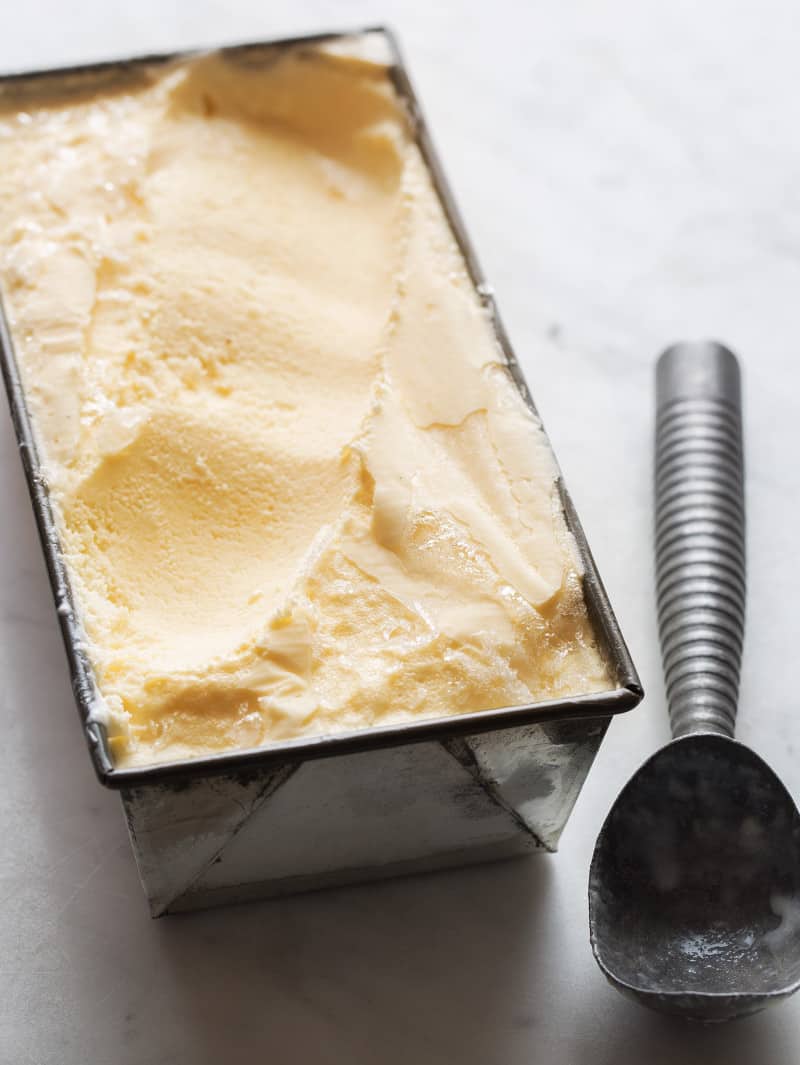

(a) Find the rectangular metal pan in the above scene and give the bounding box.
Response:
[0,27,642,913]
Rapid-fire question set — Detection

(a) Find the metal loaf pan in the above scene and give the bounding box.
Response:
[0,27,642,914]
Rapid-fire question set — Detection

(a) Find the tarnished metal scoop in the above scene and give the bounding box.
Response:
[589,341,800,1021]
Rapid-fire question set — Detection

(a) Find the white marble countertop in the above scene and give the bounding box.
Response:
[2,1,800,1061]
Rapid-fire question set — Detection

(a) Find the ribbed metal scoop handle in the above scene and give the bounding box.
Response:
[655,341,745,739]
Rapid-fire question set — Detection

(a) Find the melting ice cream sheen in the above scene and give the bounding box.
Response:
[0,41,610,767]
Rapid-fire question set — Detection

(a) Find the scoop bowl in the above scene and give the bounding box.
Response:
[589,732,800,1020]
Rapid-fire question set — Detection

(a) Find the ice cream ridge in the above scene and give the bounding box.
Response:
[0,38,610,767]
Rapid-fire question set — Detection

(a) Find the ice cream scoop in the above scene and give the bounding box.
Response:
[589,341,800,1021]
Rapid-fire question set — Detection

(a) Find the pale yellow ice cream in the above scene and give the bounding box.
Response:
[0,40,610,767]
